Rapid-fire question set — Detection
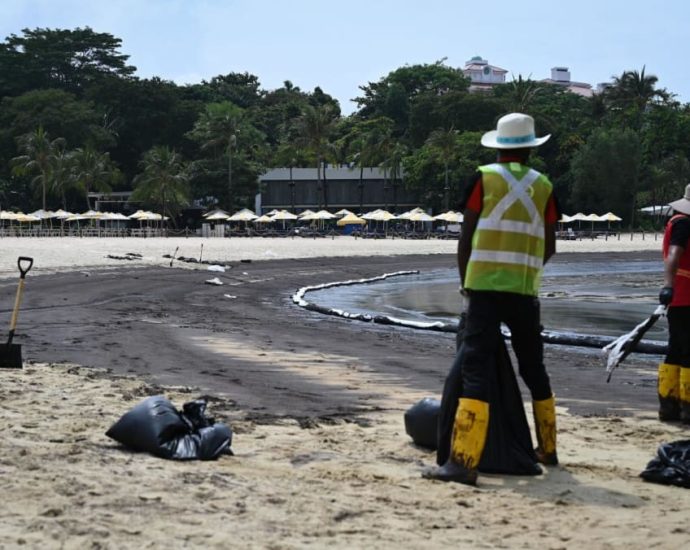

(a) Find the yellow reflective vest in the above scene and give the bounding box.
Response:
[464,162,553,296]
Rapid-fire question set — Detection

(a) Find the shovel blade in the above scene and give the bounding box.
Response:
[0,344,22,369]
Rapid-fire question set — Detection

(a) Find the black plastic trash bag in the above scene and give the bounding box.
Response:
[406,313,541,475]
[404,397,440,450]
[106,395,232,460]
[640,440,690,488]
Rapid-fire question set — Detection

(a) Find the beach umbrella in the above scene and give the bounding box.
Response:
[600,211,622,230]
[366,209,397,222]
[253,214,274,223]
[301,210,336,221]
[271,210,298,221]
[29,209,57,219]
[361,209,382,220]
[409,212,434,222]
[128,209,148,219]
[228,208,258,222]
[81,209,103,219]
[313,210,336,219]
[129,210,163,221]
[297,209,316,219]
[300,209,335,230]
[206,211,231,221]
[15,213,41,223]
[271,209,299,229]
[397,207,426,220]
[0,210,20,220]
[601,212,622,222]
[336,212,366,226]
[433,211,464,223]
[334,208,354,218]
[203,208,230,219]
[53,209,74,220]
[583,213,603,232]
[639,205,672,216]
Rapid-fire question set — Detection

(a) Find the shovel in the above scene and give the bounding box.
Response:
[1,256,34,369]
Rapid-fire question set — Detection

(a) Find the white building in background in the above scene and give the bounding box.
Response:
[540,67,594,97]
[461,57,598,98]
[462,56,508,91]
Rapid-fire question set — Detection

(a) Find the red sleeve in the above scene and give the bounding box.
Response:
[544,195,558,225]
[465,179,482,213]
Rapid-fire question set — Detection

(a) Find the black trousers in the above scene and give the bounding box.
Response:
[451,291,552,403]
[435,291,552,466]
[665,305,690,368]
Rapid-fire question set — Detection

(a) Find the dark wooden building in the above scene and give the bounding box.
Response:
[257,166,419,214]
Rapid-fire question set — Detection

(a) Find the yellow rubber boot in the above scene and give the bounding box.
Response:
[658,363,680,421]
[423,398,489,485]
[679,367,690,424]
[533,395,558,465]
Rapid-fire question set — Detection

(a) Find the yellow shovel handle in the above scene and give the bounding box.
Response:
[9,278,25,333]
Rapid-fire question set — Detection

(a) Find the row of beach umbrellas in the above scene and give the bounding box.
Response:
[203,207,464,226]
[560,212,622,223]
[0,209,167,223]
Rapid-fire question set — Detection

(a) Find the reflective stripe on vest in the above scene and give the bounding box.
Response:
[465,163,551,296]
[663,214,690,307]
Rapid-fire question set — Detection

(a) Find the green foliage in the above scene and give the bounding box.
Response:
[570,127,642,226]
[187,101,267,210]
[70,145,118,210]
[1,25,689,220]
[131,146,190,222]
[0,89,114,152]
[11,126,66,210]
[0,27,135,97]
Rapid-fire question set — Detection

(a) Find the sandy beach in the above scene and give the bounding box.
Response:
[0,232,664,277]
[1,234,689,549]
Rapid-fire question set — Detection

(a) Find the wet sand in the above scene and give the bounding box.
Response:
[1,237,688,548]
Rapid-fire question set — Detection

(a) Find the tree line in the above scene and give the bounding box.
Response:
[1,27,689,228]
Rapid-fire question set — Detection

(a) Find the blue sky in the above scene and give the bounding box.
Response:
[1,0,687,114]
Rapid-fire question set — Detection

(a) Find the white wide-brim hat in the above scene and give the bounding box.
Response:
[481,113,551,149]
[669,183,690,216]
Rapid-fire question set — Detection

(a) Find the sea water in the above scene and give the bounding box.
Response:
[306,259,667,342]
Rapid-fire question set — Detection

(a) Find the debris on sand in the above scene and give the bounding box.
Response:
[107,252,143,261]
[205,277,223,286]
[163,254,231,269]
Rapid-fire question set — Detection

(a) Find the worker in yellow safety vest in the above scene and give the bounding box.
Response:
[424,113,560,486]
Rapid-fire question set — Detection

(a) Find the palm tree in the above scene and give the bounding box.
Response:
[71,145,115,210]
[426,126,459,210]
[505,74,544,113]
[196,103,243,211]
[132,146,190,224]
[294,105,336,209]
[11,126,65,211]
[608,67,667,111]
[274,142,307,213]
[606,67,669,127]
[50,144,76,210]
[382,143,407,213]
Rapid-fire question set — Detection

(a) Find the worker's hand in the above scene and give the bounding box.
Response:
[659,286,674,306]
